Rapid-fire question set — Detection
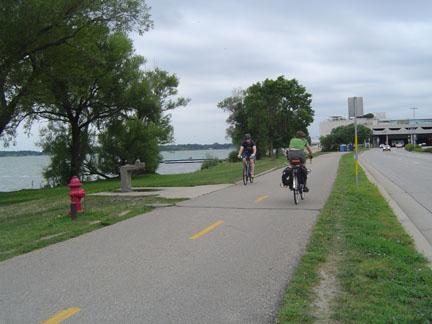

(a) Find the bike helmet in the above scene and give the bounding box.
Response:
[296,131,306,138]
[244,134,251,139]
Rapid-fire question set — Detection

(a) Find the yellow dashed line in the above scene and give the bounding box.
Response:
[190,221,224,240]
[40,308,80,324]
[254,195,269,203]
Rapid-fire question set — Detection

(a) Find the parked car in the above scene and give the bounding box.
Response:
[395,143,404,148]
[379,144,385,148]
[382,145,391,151]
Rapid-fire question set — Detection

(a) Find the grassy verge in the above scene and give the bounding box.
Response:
[277,153,432,323]
[405,144,432,153]
[0,195,186,262]
[0,156,288,261]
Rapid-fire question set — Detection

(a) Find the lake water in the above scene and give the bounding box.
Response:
[0,149,233,192]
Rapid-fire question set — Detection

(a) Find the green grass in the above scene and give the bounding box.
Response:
[0,195,185,262]
[0,156,288,261]
[277,153,432,323]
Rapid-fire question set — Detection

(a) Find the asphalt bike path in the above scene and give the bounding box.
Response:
[0,153,342,324]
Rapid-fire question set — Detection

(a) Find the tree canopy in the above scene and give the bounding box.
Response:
[36,30,188,184]
[0,0,152,142]
[36,31,147,184]
[218,76,314,158]
[1,1,189,185]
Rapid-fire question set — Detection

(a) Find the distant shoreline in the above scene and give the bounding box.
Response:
[0,146,234,158]
[0,151,49,157]
[160,143,234,151]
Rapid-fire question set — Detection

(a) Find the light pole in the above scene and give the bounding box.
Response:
[354,97,358,188]
[410,107,418,146]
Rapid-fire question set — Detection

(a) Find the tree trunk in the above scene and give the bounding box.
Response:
[69,122,82,181]
[270,141,275,160]
[0,103,14,137]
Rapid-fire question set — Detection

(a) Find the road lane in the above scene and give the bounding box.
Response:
[0,153,342,324]
[361,148,432,244]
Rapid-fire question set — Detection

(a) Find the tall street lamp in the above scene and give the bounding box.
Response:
[410,107,418,146]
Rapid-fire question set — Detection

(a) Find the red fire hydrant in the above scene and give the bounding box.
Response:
[68,176,85,215]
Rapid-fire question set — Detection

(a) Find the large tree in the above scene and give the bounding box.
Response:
[219,76,314,158]
[37,32,188,185]
[0,0,152,142]
[36,30,148,184]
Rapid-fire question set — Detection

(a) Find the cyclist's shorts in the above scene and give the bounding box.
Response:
[242,152,256,160]
[287,150,306,164]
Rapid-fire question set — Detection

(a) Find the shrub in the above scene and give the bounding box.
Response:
[425,148,432,153]
[228,150,239,163]
[404,144,414,151]
[413,146,424,152]
[201,154,221,170]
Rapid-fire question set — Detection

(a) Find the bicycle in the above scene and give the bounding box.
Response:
[289,155,312,205]
[290,159,304,204]
[241,157,254,185]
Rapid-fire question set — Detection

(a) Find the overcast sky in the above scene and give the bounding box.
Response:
[7,0,432,149]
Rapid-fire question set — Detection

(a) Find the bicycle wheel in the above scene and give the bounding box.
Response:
[293,174,299,205]
[243,163,248,185]
[249,165,254,183]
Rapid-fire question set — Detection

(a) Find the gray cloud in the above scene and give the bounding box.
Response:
[132,0,432,142]
[8,0,432,149]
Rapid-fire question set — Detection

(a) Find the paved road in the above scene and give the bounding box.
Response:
[0,153,342,324]
[361,148,432,245]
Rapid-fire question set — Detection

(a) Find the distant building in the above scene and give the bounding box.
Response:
[319,108,432,146]
[375,112,386,120]
[371,118,432,146]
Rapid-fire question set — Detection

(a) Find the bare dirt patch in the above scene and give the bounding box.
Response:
[311,255,342,324]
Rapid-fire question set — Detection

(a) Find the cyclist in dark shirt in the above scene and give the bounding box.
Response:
[237,134,257,178]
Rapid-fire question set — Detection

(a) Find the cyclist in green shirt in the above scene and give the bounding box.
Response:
[287,131,313,191]
[287,131,313,164]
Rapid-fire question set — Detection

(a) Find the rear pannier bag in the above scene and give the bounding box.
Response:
[282,167,292,187]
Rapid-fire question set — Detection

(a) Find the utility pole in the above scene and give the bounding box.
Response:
[354,97,358,188]
[410,107,418,146]
[348,97,361,188]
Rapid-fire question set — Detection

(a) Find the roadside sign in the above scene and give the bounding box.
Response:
[348,97,363,119]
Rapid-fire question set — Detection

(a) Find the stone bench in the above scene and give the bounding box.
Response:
[120,159,146,192]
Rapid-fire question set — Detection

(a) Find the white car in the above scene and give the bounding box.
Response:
[382,145,391,151]
[395,143,404,148]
